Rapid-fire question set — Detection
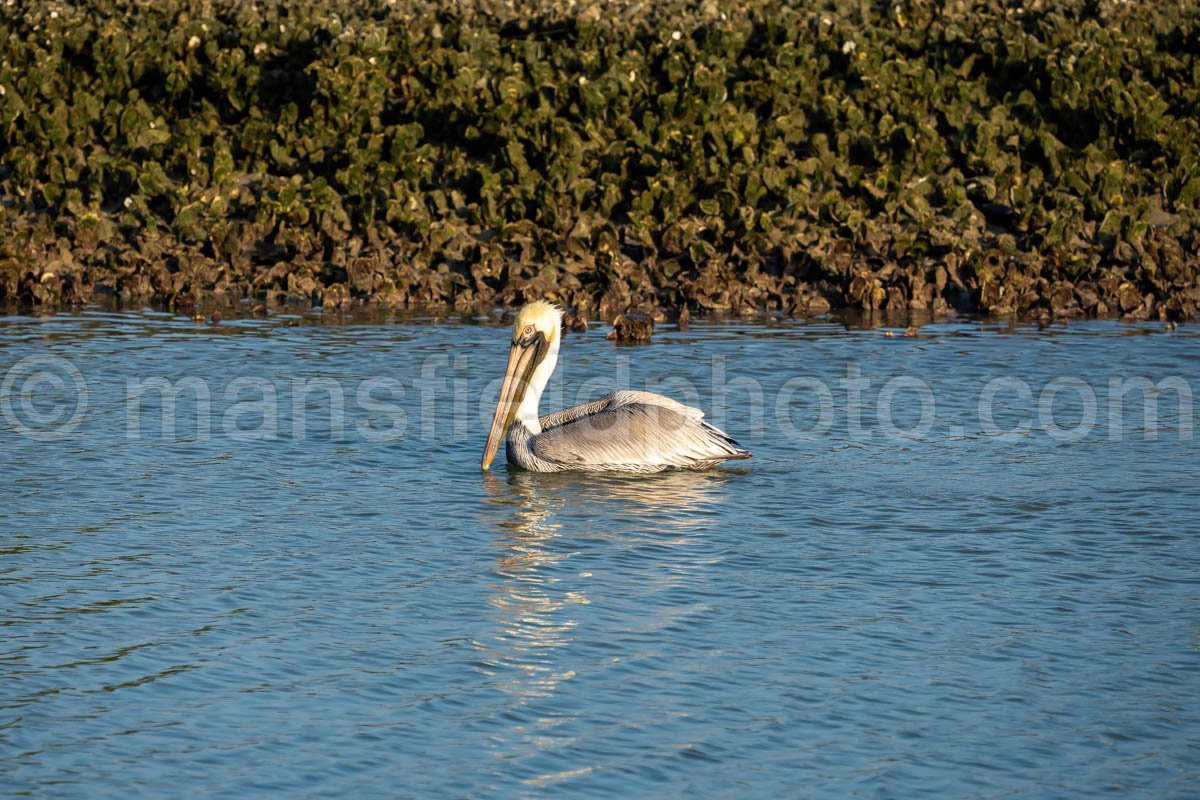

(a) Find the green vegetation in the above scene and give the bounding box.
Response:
[1,0,1197,319]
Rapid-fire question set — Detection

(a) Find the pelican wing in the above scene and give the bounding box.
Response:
[531,391,749,472]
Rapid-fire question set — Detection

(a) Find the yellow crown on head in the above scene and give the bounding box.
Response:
[513,301,563,343]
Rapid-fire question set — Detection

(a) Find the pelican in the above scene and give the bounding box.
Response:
[482,302,751,473]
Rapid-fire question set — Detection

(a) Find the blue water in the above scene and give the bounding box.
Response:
[2,309,1198,798]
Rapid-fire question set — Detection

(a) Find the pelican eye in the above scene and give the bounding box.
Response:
[515,327,545,347]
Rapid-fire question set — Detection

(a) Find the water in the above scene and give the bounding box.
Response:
[2,309,1198,798]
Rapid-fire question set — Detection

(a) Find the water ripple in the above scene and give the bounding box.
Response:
[0,311,1197,798]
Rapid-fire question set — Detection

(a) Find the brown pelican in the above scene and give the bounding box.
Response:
[482,302,751,473]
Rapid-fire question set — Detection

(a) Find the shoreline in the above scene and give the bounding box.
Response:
[0,297,1189,335]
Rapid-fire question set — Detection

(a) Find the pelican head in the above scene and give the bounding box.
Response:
[482,302,563,470]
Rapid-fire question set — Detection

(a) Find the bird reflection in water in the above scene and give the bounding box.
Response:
[477,470,578,701]
[476,469,739,701]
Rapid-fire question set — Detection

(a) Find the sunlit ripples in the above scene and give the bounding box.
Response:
[1,310,1198,798]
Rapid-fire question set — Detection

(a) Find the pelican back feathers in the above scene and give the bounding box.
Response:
[506,390,750,473]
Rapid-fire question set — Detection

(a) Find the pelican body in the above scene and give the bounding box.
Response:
[482,302,751,473]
